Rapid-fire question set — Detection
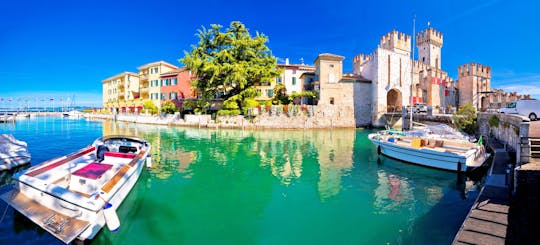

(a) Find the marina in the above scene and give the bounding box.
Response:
[0,116,484,244]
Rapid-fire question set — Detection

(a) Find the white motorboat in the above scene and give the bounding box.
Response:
[368,130,488,172]
[63,110,83,118]
[1,135,152,243]
[0,134,31,170]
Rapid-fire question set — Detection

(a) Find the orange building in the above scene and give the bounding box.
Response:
[160,68,195,107]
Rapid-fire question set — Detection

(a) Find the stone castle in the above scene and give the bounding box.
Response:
[304,26,527,127]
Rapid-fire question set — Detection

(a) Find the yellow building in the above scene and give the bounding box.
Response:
[102,72,140,112]
[137,61,178,109]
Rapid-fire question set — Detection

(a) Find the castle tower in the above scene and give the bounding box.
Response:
[457,62,492,110]
[416,27,443,69]
[379,30,411,56]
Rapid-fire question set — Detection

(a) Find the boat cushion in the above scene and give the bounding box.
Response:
[104,151,136,159]
[73,163,113,180]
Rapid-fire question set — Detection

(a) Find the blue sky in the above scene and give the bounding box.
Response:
[1,0,538,107]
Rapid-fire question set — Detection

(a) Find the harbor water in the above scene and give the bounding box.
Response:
[0,116,484,244]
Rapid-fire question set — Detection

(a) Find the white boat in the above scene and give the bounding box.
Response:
[63,110,83,118]
[15,113,31,118]
[0,134,31,170]
[1,135,152,243]
[368,130,488,172]
[0,114,16,123]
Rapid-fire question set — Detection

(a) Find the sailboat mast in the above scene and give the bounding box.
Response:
[410,16,416,130]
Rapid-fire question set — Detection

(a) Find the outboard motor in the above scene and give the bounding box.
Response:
[96,145,109,162]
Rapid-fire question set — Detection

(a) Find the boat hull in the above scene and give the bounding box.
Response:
[1,135,150,243]
[369,134,474,172]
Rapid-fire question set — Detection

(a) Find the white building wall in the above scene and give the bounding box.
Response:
[358,48,413,127]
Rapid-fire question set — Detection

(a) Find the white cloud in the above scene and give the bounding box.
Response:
[492,73,540,99]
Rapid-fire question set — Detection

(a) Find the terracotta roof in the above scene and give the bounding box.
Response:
[314,53,345,63]
[137,60,178,70]
[341,73,371,83]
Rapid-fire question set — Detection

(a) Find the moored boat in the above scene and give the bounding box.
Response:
[1,135,151,243]
[368,130,488,172]
[0,134,31,171]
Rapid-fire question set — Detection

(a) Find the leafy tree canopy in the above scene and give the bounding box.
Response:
[452,103,477,135]
[180,21,281,104]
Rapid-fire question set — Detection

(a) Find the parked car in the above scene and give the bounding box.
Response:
[413,103,428,113]
[499,99,539,121]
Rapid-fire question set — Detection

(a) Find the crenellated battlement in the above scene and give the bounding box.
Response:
[458,62,491,78]
[416,27,443,47]
[353,53,373,66]
[413,60,431,73]
[379,30,411,53]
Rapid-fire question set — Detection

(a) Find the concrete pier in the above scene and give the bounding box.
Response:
[453,139,511,244]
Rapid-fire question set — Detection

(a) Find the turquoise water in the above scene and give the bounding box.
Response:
[0,117,482,244]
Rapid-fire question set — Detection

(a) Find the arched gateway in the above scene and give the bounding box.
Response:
[387,89,402,113]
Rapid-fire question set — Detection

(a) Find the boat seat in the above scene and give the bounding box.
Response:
[104,151,136,159]
[72,163,113,180]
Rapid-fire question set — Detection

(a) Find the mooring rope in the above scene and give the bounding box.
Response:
[0,203,9,224]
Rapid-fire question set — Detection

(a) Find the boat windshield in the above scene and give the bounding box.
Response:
[408,124,473,142]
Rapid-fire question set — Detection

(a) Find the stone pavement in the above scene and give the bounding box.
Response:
[453,140,511,245]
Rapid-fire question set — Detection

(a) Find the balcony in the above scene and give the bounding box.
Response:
[140,73,149,81]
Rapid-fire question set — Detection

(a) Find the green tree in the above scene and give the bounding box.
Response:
[272,83,289,105]
[161,100,178,114]
[452,103,477,135]
[180,21,281,107]
[142,100,158,114]
[289,91,318,105]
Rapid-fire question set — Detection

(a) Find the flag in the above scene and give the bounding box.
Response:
[477,136,483,146]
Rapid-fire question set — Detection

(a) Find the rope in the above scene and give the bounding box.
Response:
[0,203,9,224]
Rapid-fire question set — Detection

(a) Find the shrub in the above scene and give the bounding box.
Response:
[452,103,477,135]
[142,100,158,114]
[242,98,259,115]
[161,100,178,114]
[488,115,500,128]
[218,109,240,116]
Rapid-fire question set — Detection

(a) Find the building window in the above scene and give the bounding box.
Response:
[267,89,274,97]
[292,77,296,85]
[330,64,334,68]
[329,73,335,83]
[276,77,281,83]
[172,78,177,85]
[330,97,335,105]
[170,92,177,100]
[161,93,166,100]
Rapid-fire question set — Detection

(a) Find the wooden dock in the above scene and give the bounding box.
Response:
[1,190,90,244]
[453,140,511,245]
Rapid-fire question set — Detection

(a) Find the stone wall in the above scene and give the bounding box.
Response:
[212,105,356,129]
[477,113,530,152]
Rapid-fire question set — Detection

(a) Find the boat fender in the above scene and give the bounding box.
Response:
[146,154,152,168]
[103,203,120,232]
[377,146,381,155]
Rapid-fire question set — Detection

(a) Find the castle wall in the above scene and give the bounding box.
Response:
[371,48,413,127]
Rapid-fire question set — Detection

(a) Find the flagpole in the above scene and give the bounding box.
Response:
[410,15,416,130]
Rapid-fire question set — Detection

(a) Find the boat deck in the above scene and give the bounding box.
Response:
[1,190,90,244]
